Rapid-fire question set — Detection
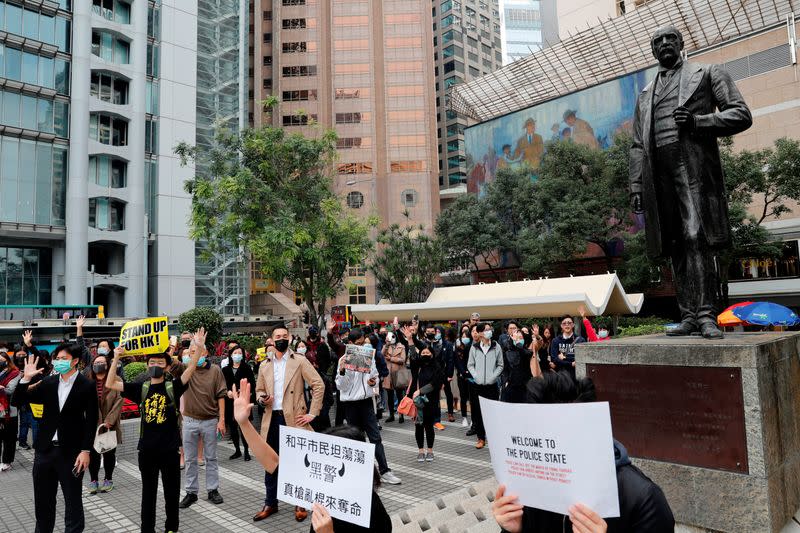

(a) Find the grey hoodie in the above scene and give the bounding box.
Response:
[467,340,504,385]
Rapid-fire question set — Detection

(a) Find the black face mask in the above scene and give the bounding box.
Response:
[274,339,290,353]
[93,363,107,374]
[426,333,436,340]
[15,357,25,367]
[147,366,165,379]
[0,360,7,371]
[181,339,191,348]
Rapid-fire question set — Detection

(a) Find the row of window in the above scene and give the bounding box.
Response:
[91,72,128,105]
[282,114,316,126]
[88,155,126,188]
[282,18,316,29]
[0,136,67,226]
[0,44,70,95]
[144,158,157,232]
[145,117,158,154]
[148,3,161,40]
[282,89,316,101]
[336,137,371,149]
[337,162,372,175]
[282,65,316,77]
[282,41,316,53]
[89,114,127,146]
[92,31,130,64]
[146,80,159,114]
[89,197,124,231]
[91,0,131,24]
[0,89,69,137]
[0,246,53,306]
[336,112,370,124]
[0,2,71,52]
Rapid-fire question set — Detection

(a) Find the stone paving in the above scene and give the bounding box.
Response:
[1,411,498,532]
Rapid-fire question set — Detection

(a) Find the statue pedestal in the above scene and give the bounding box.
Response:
[576,332,800,533]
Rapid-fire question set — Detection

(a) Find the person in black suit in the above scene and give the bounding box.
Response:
[13,343,98,533]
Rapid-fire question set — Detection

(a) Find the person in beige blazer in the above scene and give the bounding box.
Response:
[253,325,324,523]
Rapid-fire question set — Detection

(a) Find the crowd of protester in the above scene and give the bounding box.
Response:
[2,307,674,533]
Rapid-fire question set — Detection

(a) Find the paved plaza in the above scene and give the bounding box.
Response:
[1,413,496,532]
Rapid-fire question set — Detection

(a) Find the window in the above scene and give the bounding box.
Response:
[92,0,131,24]
[282,65,317,77]
[335,112,370,124]
[448,156,465,169]
[334,15,369,25]
[89,114,128,146]
[0,89,66,135]
[282,114,316,126]
[348,285,366,305]
[346,191,364,209]
[335,64,369,74]
[0,138,66,226]
[146,80,159,114]
[387,61,422,72]
[0,46,66,92]
[401,189,418,207]
[282,18,307,29]
[89,197,125,231]
[282,89,317,101]
[2,6,61,46]
[263,10,272,21]
[388,110,425,121]
[386,37,422,48]
[88,156,127,188]
[444,76,460,89]
[446,109,458,120]
[283,42,314,53]
[337,162,372,175]
[148,4,161,39]
[447,140,462,152]
[447,123,464,136]
[263,56,272,66]
[263,33,272,44]
[337,137,371,149]
[391,161,426,173]
[91,31,130,64]
[144,118,158,153]
[347,264,366,277]
[385,13,421,23]
[91,73,129,105]
[387,86,423,97]
[390,135,426,147]
[335,88,370,99]
[0,246,53,305]
[282,0,305,4]
[334,39,369,51]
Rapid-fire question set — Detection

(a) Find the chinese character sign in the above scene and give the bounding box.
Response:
[343,344,375,373]
[480,397,620,518]
[278,426,376,527]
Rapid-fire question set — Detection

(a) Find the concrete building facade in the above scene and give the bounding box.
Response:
[251,0,439,308]
[500,0,558,64]
[0,0,197,318]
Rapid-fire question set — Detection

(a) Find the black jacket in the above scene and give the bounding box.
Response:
[507,441,675,533]
[410,355,445,398]
[13,372,98,455]
[223,361,256,421]
[500,338,533,387]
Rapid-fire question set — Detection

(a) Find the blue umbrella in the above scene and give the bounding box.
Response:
[732,302,800,327]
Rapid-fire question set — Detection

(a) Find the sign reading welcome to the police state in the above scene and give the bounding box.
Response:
[119,316,169,356]
[278,425,375,527]
[480,397,620,518]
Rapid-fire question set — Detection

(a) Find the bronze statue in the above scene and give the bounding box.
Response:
[630,26,752,339]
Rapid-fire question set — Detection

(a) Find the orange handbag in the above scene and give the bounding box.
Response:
[397,380,417,418]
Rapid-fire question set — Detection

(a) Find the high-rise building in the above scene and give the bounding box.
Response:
[251,0,439,307]
[0,0,197,318]
[556,0,641,40]
[500,0,558,64]
[433,0,504,196]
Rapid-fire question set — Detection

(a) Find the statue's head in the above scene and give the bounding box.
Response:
[650,25,684,68]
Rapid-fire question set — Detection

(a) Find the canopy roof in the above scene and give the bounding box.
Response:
[350,274,643,321]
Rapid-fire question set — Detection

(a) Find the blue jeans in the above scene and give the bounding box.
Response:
[18,407,38,445]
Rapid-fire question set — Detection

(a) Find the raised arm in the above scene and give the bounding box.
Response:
[232,379,278,473]
[75,315,92,366]
[179,327,207,385]
[106,347,125,392]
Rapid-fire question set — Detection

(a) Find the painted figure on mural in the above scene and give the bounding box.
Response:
[513,118,544,169]
[630,25,752,339]
[563,109,599,148]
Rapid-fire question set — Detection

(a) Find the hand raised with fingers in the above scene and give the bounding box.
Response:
[22,355,44,381]
[22,330,33,347]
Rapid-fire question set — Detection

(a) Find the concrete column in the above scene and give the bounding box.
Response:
[64,4,92,305]
[124,0,149,317]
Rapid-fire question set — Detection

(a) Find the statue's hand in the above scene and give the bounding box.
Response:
[630,193,643,214]
[673,106,695,130]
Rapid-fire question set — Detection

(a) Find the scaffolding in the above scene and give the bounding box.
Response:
[449,0,797,121]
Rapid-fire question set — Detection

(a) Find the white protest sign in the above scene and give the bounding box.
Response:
[343,344,375,373]
[480,397,620,517]
[278,425,376,527]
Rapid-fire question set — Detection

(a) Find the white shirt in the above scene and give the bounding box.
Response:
[272,354,288,411]
[480,341,492,354]
[54,370,79,441]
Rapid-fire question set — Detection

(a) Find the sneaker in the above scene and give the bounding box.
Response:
[0,463,11,472]
[380,471,402,485]
[386,414,395,423]
[425,452,434,462]
[475,439,486,450]
[398,415,404,424]
[461,418,470,428]
[88,481,99,495]
[100,480,113,493]
[416,453,425,463]
[434,422,446,431]
[229,451,242,460]
[208,489,224,504]
[18,442,30,450]
[179,493,198,509]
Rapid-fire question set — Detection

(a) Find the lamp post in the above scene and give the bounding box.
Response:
[344,176,379,304]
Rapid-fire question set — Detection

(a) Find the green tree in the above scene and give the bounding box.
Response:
[518,137,633,275]
[177,107,375,328]
[178,306,224,347]
[369,223,443,303]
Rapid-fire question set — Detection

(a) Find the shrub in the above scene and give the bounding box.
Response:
[223,334,266,357]
[617,323,669,338]
[178,307,224,347]
[123,361,147,383]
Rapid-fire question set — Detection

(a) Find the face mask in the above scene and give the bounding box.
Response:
[515,340,524,347]
[461,337,471,345]
[93,363,107,374]
[421,352,432,358]
[426,333,436,340]
[147,366,165,379]
[435,333,442,341]
[181,339,191,348]
[274,339,290,353]
[182,355,191,365]
[0,360,7,371]
[483,329,493,340]
[15,357,25,367]
[232,353,243,363]
[296,347,307,355]
[97,347,110,356]
[196,356,206,367]
[598,330,609,339]
[53,359,72,375]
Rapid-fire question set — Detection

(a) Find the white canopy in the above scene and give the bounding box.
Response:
[350,273,643,321]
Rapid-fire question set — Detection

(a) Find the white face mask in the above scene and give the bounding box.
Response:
[231,353,243,363]
[296,347,307,355]
[483,329,493,340]
[598,330,609,339]
[386,333,396,344]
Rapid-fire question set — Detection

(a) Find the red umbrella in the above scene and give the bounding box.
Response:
[717,301,754,326]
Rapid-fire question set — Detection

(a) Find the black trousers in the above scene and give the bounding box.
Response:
[343,399,390,474]
[32,446,84,533]
[469,384,499,440]
[334,391,345,426]
[443,381,454,414]
[228,418,249,454]
[0,415,18,463]
[263,413,285,507]
[138,447,181,533]
[88,447,116,482]
[655,143,718,325]
[415,398,437,449]
[457,376,470,417]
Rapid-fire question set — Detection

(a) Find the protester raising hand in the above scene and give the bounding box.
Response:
[311,502,334,533]
[22,355,44,381]
[232,378,254,425]
[22,329,34,347]
[569,503,608,533]
[492,485,524,532]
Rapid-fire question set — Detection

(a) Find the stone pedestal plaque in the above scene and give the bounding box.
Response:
[576,332,800,533]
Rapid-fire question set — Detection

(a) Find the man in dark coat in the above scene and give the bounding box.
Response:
[630,25,752,339]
